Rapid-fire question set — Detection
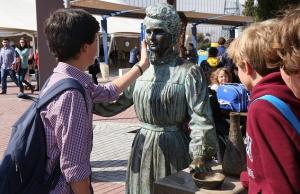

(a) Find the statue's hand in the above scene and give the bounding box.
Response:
[189,158,212,174]
[139,40,150,71]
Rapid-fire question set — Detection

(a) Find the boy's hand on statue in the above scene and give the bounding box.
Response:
[139,40,150,71]
[189,158,212,174]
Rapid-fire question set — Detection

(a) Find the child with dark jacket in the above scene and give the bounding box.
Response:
[88,57,100,85]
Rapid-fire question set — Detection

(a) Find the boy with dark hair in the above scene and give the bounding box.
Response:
[217,36,226,57]
[43,8,149,194]
[228,19,300,194]
[200,46,222,84]
[186,42,198,64]
[128,44,140,67]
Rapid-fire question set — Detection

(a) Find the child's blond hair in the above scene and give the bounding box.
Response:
[211,67,232,85]
[227,19,279,76]
[267,6,300,74]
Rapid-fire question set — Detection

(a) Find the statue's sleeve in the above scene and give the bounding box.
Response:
[185,66,217,160]
[93,82,134,117]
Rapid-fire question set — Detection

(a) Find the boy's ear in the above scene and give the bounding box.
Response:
[81,44,88,53]
[243,60,254,76]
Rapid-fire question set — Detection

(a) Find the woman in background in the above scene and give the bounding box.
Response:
[15,37,35,96]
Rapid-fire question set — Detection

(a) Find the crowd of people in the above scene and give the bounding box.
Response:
[0,2,299,194]
[0,37,38,97]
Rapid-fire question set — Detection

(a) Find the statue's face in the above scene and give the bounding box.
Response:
[145,26,172,58]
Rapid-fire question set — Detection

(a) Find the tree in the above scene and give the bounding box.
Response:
[243,0,299,21]
[242,0,255,17]
[166,0,176,6]
[256,0,299,20]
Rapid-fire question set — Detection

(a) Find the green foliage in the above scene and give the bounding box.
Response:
[242,0,255,17]
[243,0,299,21]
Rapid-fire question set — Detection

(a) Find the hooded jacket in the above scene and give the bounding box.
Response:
[241,72,300,194]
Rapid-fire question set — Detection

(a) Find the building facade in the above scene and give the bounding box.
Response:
[102,0,245,42]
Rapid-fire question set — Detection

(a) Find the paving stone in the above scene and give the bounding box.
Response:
[0,79,139,194]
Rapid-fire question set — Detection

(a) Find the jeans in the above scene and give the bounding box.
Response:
[18,68,33,93]
[35,69,39,90]
[1,68,19,93]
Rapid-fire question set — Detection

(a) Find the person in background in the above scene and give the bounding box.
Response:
[88,57,100,85]
[210,67,232,91]
[200,46,222,84]
[42,8,149,194]
[15,37,35,96]
[228,18,300,194]
[186,42,198,64]
[128,44,140,67]
[217,37,226,57]
[26,42,34,88]
[0,38,19,94]
[220,38,240,83]
[34,49,39,91]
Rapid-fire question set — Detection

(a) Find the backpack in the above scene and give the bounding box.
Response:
[0,78,86,194]
[216,83,249,112]
[255,95,300,134]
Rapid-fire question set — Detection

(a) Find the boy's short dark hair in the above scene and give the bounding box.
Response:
[44,8,100,62]
[218,37,226,46]
[2,38,9,42]
[208,47,219,57]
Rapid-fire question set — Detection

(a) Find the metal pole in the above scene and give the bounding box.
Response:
[100,18,108,65]
[191,24,197,49]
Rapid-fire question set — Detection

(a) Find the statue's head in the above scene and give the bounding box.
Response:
[144,3,181,61]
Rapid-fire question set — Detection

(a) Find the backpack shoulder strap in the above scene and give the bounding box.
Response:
[35,78,87,191]
[256,95,300,135]
[37,78,87,110]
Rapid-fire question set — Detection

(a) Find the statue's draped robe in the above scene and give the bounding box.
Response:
[94,56,217,194]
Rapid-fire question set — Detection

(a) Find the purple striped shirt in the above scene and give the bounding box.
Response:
[40,62,119,194]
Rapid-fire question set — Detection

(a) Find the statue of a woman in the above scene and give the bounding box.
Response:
[93,3,217,194]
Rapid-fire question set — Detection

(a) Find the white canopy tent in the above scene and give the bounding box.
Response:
[0,0,142,34]
[0,0,37,50]
[0,0,142,52]
[0,0,37,33]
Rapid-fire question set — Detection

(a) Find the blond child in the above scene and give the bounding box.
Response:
[267,6,300,99]
[210,67,232,90]
[228,18,300,194]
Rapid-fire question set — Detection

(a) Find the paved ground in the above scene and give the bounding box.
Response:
[0,73,139,194]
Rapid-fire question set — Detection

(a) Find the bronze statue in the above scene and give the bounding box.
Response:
[93,3,217,194]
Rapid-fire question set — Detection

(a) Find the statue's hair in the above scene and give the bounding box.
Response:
[144,3,181,44]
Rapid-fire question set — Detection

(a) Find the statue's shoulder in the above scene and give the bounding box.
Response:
[176,57,197,71]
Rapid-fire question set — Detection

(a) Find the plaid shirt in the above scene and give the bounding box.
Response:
[0,46,15,69]
[40,62,119,194]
